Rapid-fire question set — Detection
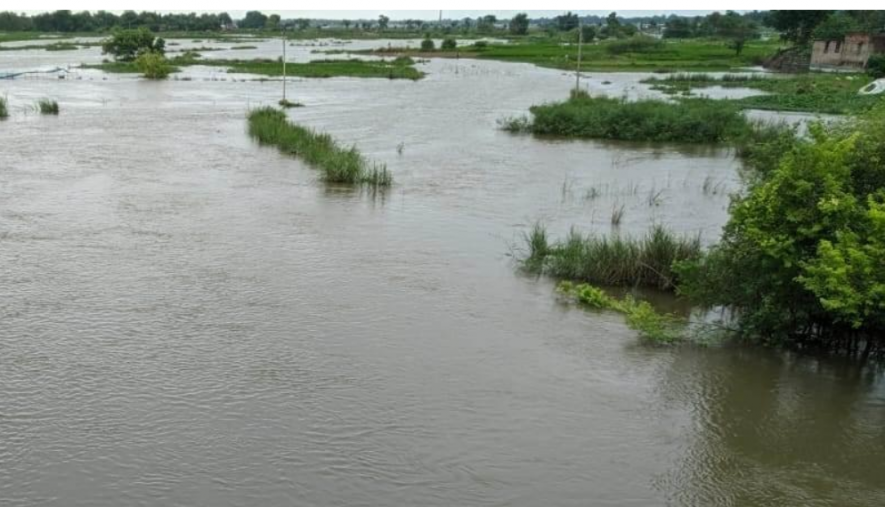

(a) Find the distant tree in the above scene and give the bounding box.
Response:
[477,14,497,33]
[509,13,529,35]
[240,11,268,30]
[555,11,579,32]
[718,11,758,56]
[663,17,694,38]
[580,24,597,43]
[812,12,861,41]
[102,28,165,61]
[441,37,457,50]
[218,12,233,29]
[119,10,138,29]
[768,10,832,45]
[296,18,310,30]
[378,14,389,30]
[343,19,351,29]
[265,14,280,31]
[420,36,435,51]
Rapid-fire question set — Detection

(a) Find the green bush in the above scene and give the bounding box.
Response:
[420,37,435,52]
[441,38,457,51]
[135,51,172,79]
[867,54,885,79]
[101,28,165,62]
[676,105,885,355]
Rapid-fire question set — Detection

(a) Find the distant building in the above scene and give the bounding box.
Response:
[810,33,885,71]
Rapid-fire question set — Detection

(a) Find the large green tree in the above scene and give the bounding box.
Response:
[101,28,165,61]
[677,106,885,356]
[768,10,832,45]
[509,13,529,35]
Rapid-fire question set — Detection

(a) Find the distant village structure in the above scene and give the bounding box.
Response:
[810,33,885,71]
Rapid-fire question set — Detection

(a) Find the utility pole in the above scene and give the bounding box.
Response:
[575,17,583,92]
[281,30,287,103]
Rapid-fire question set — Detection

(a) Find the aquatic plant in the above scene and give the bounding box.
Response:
[36,99,59,114]
[522,224,702,291]
[0,96,7,119]
[420,37,435,52]
[520,94,749,144]
[610,204,625,226]
[557,281,685,344]
[441,38,457,51]
[247,107,392,187]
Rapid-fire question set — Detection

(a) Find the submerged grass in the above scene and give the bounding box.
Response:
[512,91,748,143]
[643,72,879,114]
[0,96,7,119]
[522,223,702,291]
[247,107,391,186]
[36,99,59,114]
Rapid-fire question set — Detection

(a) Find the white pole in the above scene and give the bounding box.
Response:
[282,32,287,102]
[575,18,583,92]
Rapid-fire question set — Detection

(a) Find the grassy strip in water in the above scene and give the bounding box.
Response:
[557,281,685,344]
[203,57,423,80]
[522,223,702,291]
[82,56,422,80]
[36,99,59,114]
[247,107,391,186]
[504,90,748,144]
[0,96,8,119]
[643,72,880,115]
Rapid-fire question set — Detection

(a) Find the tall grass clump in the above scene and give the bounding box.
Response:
[522,224,702,290]
[0,96,8,119]
[247,107,392,186]
[526,94,749,143]
[37,99,59,115]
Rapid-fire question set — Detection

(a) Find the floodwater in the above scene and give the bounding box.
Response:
[2,41,883,507]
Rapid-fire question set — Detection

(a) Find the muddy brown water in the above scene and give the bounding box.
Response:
[1,44,883,506]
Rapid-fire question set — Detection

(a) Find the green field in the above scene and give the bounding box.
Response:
[357,37,784,72]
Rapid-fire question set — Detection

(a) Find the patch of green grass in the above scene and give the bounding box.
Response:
[229,45,258,50]
[512,91,749,144]
[82,56,423,80]
[36,99,59,114]
[643,72,880,114]
[204,58,423,80]
[522,223,702,291]
[0,96,8,119]
[247,107,391,186]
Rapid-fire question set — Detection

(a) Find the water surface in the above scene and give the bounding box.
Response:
[1,46,882,507]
